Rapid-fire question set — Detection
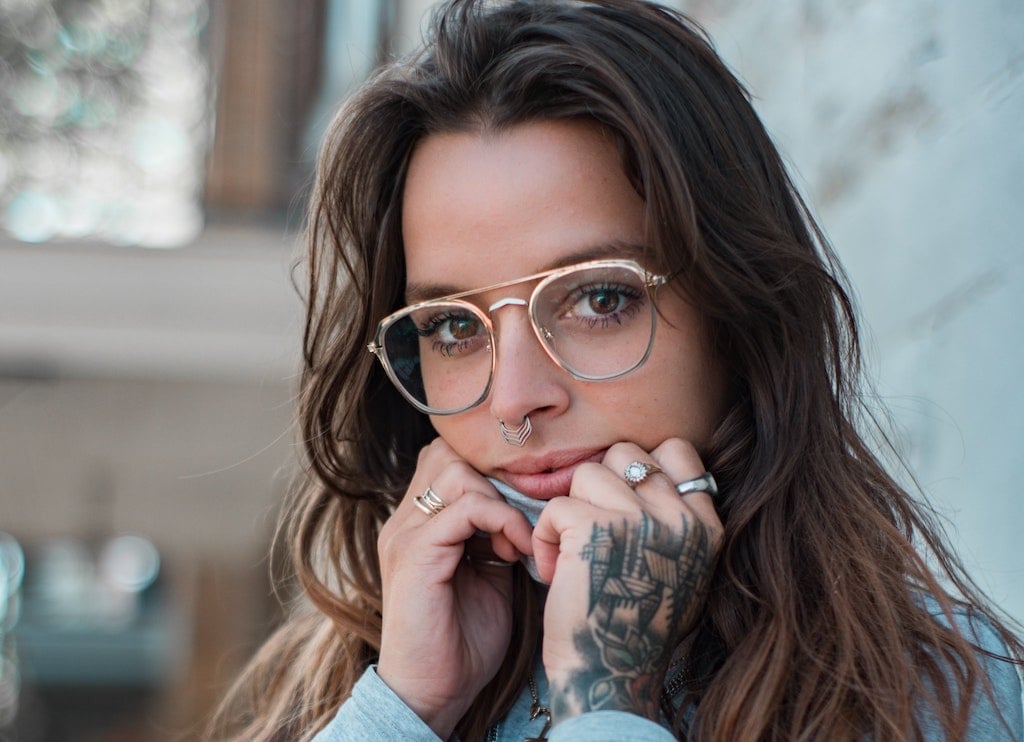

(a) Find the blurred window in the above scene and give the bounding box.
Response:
[0,0,212,247]
[0,0,393,248]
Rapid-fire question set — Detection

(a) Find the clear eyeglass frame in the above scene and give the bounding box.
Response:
[366,258,669,416]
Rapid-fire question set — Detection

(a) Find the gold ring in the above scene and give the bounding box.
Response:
[413,486,447,517]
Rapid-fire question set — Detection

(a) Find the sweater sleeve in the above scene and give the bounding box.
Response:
[920,606,1023,741]
[311,666,441,742]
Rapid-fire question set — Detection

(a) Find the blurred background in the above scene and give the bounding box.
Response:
[0,0,1020,739]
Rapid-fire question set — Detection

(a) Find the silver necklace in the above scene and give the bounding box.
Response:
[484,668,683,741]
[484,671,551,742]
[524,670,552,741]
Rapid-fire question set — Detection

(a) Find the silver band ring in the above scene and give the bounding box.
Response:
[674,472,718,497]
[465,554,516,567]
[623,460,663,487]
[413,486,447,517]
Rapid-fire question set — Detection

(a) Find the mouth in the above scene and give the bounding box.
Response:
[493,448,607,500]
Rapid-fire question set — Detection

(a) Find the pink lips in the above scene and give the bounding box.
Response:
[494,448,607,500]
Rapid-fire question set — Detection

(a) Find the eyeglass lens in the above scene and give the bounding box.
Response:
[381,264,655,413]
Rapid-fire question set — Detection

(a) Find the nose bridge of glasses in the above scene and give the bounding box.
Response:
[486,294,537,344]
[485,293,550,360]
[487,296,528,314]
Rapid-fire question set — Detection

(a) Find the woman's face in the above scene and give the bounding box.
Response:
[401,119,729,500]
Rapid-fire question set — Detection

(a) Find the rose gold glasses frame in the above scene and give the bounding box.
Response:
[366,258,668,416]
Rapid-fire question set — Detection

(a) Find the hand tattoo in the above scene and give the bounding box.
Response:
[552,513,713,721]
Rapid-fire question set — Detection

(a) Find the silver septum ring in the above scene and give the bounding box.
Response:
[623,460,663,488]
[413,486,447,517]
[674,472,718,497]
[499,416,532,447]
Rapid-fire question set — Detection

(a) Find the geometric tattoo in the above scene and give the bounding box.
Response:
[552,514,713,721]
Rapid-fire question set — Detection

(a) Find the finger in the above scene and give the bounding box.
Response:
[400,457,504,525]
[531,496,610,584]
[382,480,533,575]
[428,491,535,561]
[463,534,517,568]
[419,463,531,560]
[566,460,643,512]
[392,439,468,521]
[601,441,678,502]
[648,438,720,528]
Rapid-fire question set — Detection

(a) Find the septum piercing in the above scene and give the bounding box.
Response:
[499,416,532,446]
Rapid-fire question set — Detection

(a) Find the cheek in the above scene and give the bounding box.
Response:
[637,323,727,444]
[430,413,491,460]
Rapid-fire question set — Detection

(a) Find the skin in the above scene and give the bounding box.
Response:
[375,119,729,738]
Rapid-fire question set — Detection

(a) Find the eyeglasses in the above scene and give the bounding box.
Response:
[367,258,668,415]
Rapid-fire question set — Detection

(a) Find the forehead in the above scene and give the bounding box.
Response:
[400,119,646,301]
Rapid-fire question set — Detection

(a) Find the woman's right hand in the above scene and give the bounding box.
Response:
[375,438,535,739]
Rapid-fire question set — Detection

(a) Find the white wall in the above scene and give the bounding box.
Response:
[679,0,1023,623]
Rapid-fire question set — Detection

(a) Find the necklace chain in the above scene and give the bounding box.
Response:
[524,671,552,741]
[483,668,682,741]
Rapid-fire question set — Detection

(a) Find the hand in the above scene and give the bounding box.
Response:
[376,438,534,739]
[533,438,723,725]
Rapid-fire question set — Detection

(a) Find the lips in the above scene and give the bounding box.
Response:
[494,448,606,500]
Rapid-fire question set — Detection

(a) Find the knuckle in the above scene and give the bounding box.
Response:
[573,461,604,480]
[704,522,725,549]
[603,441,638,462]
[448,459,479,481]
[653,437,698,461]
[419,437,451,463]
[651,470,677,489]
[378,507,409,552]
[377,523,394,554]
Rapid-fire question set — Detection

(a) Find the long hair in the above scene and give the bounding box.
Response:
[211,1,1022,739]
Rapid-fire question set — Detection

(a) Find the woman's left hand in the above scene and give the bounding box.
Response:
[532,438,723,725]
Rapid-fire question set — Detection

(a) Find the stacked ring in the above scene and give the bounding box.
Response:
[674,472,718,497]
[623,460,663,487]
[413,486,447,517]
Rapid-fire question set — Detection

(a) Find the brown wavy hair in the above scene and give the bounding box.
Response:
[211,1,1022,739]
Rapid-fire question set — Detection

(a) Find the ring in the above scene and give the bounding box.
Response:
[674,472,718,497]
[499,416,533,446]
[465,554,516,567]
[623,460,663,487]
[413,486,447,517]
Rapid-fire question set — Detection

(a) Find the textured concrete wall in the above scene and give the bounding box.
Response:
[394,0,1024,622]
[391,0,1023,621]
[678,0,1023,623]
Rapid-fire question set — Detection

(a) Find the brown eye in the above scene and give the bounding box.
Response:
[449,316,481,340]
[587,289,622,315]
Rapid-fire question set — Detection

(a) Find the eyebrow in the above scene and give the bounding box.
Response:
[403,240,646,304]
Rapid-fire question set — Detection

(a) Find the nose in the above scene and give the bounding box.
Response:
[487,302,570,429]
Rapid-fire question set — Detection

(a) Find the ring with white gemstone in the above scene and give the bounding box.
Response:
[623,460,663,487]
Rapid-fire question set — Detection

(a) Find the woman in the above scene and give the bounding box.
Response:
[213,0,1023,739]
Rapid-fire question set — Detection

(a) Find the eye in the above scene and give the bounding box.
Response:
[582,287,626,315]
[440,314,482,342]
[568,282,644,321]
[415,309,487,356]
